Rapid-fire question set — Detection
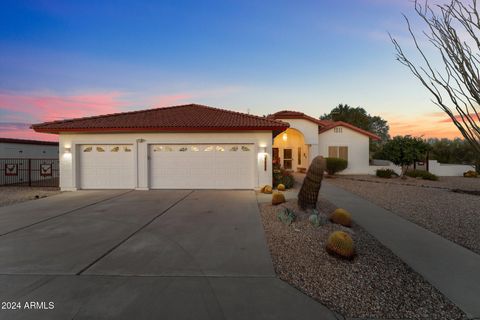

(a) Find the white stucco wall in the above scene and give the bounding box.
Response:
[428,160,475,176]
[318,126,370,174]
[59,131,273,191]
[0,142,58,159]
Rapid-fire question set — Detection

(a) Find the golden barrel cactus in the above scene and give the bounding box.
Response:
[277,184,286,191]
[261,185,273,194]
[326,231,355,259]
[272,192,286,205]
[330,208,352,227]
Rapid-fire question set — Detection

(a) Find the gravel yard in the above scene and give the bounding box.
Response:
[328,175,480,255]
[259,197,465,319]
[0,186,61,207]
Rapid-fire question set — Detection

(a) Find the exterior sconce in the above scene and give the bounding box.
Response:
[64,147,71,154]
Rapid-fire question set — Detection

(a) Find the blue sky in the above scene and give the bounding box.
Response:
[0,0,459,140]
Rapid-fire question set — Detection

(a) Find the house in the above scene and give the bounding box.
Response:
[268,111,380,174]
[0,138,59,159]
[32,104,379,191]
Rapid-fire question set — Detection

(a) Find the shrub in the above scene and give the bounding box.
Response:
[272,192,286,205]
[325,157,348,175]
[376,168,398,178]
[277,207,296,225]
[330,208,352,227]
[326,231,355,259]
[273,164,295,189]
[463,170,478,178]
[405,170,438,181]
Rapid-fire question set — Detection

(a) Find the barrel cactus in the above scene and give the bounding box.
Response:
[330,208,352,227]
[272,192,286,205]
[277,183,286,191]
[261,185,273,194]
[326,231,355,259]
[464,170,478,178]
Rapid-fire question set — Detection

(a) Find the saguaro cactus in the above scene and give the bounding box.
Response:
[298,156,326,210]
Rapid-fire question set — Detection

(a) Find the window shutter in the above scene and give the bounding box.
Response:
[328,146,338,157]
[339,146,348,161]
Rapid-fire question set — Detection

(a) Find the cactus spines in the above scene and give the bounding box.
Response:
[326,231,355,259]
[277,183,286,191]
[272,192,286,205]
[330,208,352,227]
[298,156,326,210]
[261,185,273,194]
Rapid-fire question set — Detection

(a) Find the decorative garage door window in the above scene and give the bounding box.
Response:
[83,145,132,153]
[5,163,18,176]
[40,163,53,176]
[151,145,252,152]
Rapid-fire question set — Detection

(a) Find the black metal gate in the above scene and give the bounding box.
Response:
[0,158,59,187]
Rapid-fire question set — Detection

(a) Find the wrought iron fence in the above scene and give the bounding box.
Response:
[0,158,59,187]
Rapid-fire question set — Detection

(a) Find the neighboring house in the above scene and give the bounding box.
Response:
[0,138,59,159]
[32,104,379,191]
[268,111,380,174]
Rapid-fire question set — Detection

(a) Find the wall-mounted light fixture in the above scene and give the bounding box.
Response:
[64,147,71,154]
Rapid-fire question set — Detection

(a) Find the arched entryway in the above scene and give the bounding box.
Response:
[273,128,309,172]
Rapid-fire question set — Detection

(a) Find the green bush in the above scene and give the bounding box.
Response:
[376,168,398,178]
[325,157,348,175]
[272,163,295,189]
[405,170,438,181]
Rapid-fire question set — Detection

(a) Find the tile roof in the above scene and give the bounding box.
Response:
[269,110,380,140]
[32,104,289,133]
[318,121,381,140]
[268,110,333,126]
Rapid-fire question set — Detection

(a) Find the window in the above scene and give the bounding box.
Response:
[241,146,250,151]
[179,147,188,152]
[283,149,292,169]
[216,146,225,152]
[334,127,343,133]
[297,147,302,165]
[191,146,199,152]
[83,146,92,152]
[229,146,238,152]
[96,146,105,152]
[153,146,172,152]
[328,146,348,161]
[124,146,132,152]
[111,146,120,152]
[204,146,214,151]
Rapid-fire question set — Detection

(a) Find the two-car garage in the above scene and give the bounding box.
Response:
[33,104,289,191]
[78,143,255,189]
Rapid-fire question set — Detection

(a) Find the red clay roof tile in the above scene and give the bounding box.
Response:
[32,104,289,133]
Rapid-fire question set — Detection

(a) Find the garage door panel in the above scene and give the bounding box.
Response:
[149,144,254,189]
[79,144,134,189]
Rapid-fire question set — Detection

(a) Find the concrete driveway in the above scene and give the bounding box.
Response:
[0,190,337,320]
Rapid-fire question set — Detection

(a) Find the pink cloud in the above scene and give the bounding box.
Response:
[150,94,192,108]
[0,122,58,141]
[0,91,128,123]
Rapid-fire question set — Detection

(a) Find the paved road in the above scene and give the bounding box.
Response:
[0,190,337,320]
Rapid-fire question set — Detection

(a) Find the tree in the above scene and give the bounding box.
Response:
[382,136,429,177]
[427,138,477,164]
[321,104,390,142]
[390,0,480,171]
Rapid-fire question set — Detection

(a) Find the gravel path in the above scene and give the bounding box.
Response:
[0,187,61,207]
[259,198,465,319]
[328,176,480,255]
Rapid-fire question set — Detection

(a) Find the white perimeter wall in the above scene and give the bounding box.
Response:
[428,160,475,176]
[318,126,370,174]
[0,143,58,159]
[59,131,273,190]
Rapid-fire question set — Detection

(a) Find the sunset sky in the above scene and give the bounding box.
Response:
[0,0,465,141]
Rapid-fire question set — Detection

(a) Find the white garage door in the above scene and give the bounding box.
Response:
[149,144,254,189]
[79,144,135,189]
